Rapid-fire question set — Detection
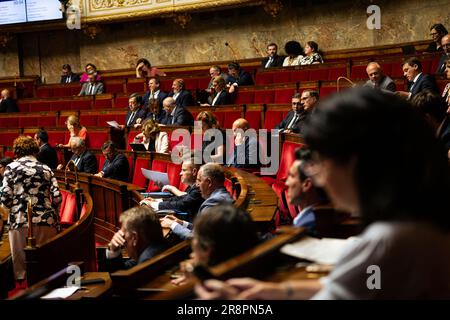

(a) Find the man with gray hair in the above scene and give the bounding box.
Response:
[364,62,396,93]
[105,206,167,271]
[160,163,233,239]
[57,136,97,173]
[160,96,194,126]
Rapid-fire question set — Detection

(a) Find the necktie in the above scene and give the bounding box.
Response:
[127,111,136,126]
[74,156,81,167]
[409,81,415,93]
[287,114,299,130]
[66,76,70,83]
[89,84,95,95]
[265,57,273,68]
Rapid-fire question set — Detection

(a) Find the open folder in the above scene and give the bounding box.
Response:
[141,168,169,186]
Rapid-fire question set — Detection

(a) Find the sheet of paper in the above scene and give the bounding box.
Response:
[40,286,79,300]
[141,168,169,186]
[106,120,120,129]
[280,236,360,265]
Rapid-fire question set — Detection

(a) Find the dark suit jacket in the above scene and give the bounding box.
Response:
[228,136,261,170]
[36,143,58,169]
[276,110,299,132]
[143,90,168,122]
[60,73,81,84]
[102,153,129,182]
[161,106,194,126]
[79,81,104,96]
[208,90,232,106]
[227,70,254,87]
[436,55,449,74]
[169,90,195,108]
[104,243,167,272]
[0,98,18,113]
[261,55,285,68]
[124,108,147,127]
[158,185,204,216]
[408,73,439,98]
[71,150,97,174]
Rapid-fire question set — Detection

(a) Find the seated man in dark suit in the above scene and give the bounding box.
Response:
[57,137,97,174]
[201,76,232,106]
[118,93,147,129]
[0,89,18,113]
[397,57,438,100]
[261,43,285,69]
[140,157,204,218]
[227,118,261,170]
[436,35,450,74]
[143,77,168,122]
[105,206,167,272]
[34,129,58,169]
[160,163,233,240]
[168,79,195,108]
[276,90,319,134]
[78,70,104,96]
[160,97,194,126]
[94,140,129,182]
[227,62,254,96]
[60,64,80,84]
[411,90,450,156]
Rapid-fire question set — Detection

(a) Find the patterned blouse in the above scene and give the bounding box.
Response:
[299,52,324,65]
[1,156,62,230]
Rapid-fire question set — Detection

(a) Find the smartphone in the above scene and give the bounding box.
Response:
[192,265,215,282]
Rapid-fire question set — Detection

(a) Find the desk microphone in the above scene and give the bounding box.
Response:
[224,42,239,61]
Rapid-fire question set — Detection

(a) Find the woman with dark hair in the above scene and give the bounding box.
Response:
[171,205,259,286]
[299,41,324,65]
[196,88,450,300]
[282,41,303,67]
[427,23,448,52]
[136,58,166,78]
[80,63,101,83]
[1,136,62,281]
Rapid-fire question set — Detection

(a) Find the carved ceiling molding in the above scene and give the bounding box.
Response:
[172,12,192,29]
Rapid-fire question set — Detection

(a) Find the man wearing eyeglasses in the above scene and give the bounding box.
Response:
[436,34,450,74]
[275,90,319,134]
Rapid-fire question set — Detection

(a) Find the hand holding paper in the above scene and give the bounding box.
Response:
[141,168,169,186]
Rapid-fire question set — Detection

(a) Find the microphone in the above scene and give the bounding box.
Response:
[224,42,239,61]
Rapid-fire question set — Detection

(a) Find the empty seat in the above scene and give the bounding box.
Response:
[132,154,151,188]
[146,158,168,192]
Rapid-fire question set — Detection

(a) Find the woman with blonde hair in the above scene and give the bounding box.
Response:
[134,118,169,153]
[196,111,225,164]
[57,114,88,148]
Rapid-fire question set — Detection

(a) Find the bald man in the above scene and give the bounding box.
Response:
[227,118,260,170]
[364,62,396,93]
[0,89,18,113]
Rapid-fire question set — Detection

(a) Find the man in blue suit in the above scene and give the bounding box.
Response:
[160,163,233,239]
[397,57,438,100]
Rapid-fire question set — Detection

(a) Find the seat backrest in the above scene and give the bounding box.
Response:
[147,159,168,191]
[132,155,150,188]
[59,192,77,224]
[276,140,303,181]
[167,162,182,189]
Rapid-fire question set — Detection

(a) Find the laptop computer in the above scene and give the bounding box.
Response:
[129,143,147,152]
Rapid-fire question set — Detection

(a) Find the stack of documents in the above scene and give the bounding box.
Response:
[281,236,360,265]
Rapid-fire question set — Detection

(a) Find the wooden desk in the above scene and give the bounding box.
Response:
[67,272,112,300]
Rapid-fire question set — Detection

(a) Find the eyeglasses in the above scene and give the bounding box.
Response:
[292,102,302,106]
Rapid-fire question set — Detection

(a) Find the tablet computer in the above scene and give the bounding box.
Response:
[129,143,147,152]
